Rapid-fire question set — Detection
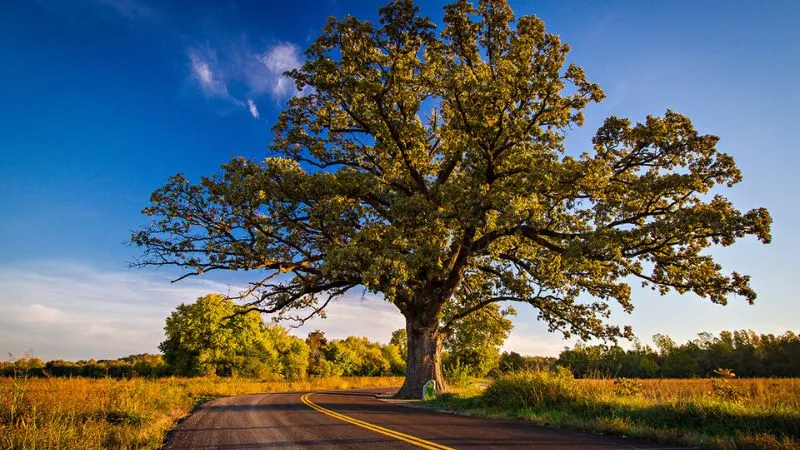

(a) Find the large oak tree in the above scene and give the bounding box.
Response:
[133,0,771,397]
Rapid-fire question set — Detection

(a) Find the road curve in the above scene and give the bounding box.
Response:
[163,388,684,449]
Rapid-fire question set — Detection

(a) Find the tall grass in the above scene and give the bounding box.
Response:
[0,375,402,449]
[429,371,800,450]
[482,367,582,410]
[580,377,800,409]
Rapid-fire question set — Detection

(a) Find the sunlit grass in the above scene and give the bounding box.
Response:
[432,372,800,450]
[580,377,800,409]
[0,375,402,449]
[7,371,797,449]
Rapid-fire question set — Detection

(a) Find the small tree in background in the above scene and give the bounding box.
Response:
[266,325,310,380]
[306,330,330,376]
[160,294,280,377]
[442,303,514,377]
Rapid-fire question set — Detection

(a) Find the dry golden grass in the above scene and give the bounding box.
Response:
[578,377,800,409]
[0,375,403,449]
[6,374,797,449]
[434,374,800,450]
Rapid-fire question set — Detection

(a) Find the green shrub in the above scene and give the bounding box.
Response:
[444,359,472,389]
[613,377,642,397]
[482,368,585,410]
[710,368,744,403]
[710,378,744,402]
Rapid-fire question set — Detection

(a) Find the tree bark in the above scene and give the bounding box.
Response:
[394,308,447,399]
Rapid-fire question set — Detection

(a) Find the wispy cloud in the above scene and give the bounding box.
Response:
[0,261,236,361]
[244,43,304,100]
[0,260,565,362]
[0,261,404,361]
[185,42,303,117]
[43,0,301,119]
[247,99,259,119]
[188,47,229,98]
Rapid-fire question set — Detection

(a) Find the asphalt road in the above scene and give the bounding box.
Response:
[163,388,686,449]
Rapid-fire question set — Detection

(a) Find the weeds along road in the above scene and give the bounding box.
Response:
[163,388,686,449]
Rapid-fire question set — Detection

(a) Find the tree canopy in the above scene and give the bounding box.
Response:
[133,0,771,397]
[160,294,309,378]
[158,296,404,379]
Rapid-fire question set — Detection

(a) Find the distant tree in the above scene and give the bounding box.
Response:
[638,356,660,378]
[105,360,133,378]
[442,303,514,376]
[771,332,800,376]
[133,0,771,397]
[556,329,800,379]
[44,360,79,377]
[662,342,702,378]
[653,334,677,356]
[319,336,398,376]
[322,340,361,376]
[498,351,525,373]
[390,329,408,360]
[732,330,764,376]
[126,354,168,377]
[266,325,310,380]
[306,330,330,376]
[558,343,607,378]
[80,359,108,378]
[159,294,280,377]
[5,356,46,377]
[361,345,392,375]
[382,343,407,375]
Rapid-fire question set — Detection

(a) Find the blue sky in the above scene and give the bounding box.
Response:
[1,0,798,361]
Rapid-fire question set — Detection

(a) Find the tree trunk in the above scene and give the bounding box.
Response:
[394,310,446,399]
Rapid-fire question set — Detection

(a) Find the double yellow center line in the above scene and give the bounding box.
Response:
[300,393,454,450]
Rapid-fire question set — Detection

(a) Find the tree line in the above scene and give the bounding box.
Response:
[0,353,167,378]
[557,330,800,378]
[4,295,796,379]
[1,293,513,379]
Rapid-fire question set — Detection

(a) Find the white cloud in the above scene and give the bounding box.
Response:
[0,261,236,361]
[0,260,572,362]
[186,42,304,117]
[247,99,259,119]
[20,304,62,325]
[188,47,229,98]
[261,43,303,98]
[503,325,572,357]
[243,43,305,101]
[0,261,405,361]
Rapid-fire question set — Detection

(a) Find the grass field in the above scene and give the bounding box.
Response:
[430,372,800,450]
[4,373,798,449]
[0,375,403,449]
